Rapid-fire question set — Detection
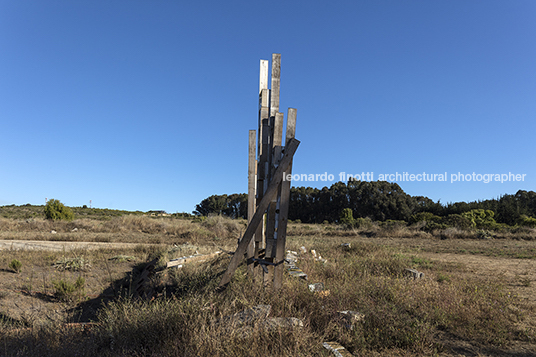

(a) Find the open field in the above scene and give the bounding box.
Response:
[1,214,535,356]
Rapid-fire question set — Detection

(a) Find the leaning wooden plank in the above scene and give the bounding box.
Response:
[273,108,297,290]
[217,138,300,290]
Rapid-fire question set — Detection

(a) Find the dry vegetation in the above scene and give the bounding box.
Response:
[1,212,536,356]
[0,214,246,247]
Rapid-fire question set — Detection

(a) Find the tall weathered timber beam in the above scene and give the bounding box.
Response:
[273,108,297,290]
[246,129,257,274]
[217,137,300,290]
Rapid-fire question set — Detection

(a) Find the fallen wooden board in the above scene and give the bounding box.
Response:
[167,251,222,268]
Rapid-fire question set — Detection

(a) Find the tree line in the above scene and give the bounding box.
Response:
[193,181,536,226]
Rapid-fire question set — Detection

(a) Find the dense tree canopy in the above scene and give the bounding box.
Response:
[194,193,247,219]
[193,182,536,226]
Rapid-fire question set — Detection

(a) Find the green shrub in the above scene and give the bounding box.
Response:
[379,219,407,230]
[411,212,473,232]
[9,259,22,273]
[409,212,445,232]
[44,199,74,221]
[443,214,473,230]
[53,256,91,271]
[354,217,373,229]
[191,216,206,223]
[462,209,496,229]
[339,208,355,229]
[437,273,451,283]
[409,212,441,225]
[519,215,536,228]
[52,276,85,302]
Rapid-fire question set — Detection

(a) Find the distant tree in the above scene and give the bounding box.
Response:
[194,195,227,216]
[194,194,248,219]
[224,193,248,219]
[44,199,74,221]
[339,208,355,228]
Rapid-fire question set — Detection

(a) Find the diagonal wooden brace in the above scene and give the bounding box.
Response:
[217,138,300,290]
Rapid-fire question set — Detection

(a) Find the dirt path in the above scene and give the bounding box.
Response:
[0,239,159,251]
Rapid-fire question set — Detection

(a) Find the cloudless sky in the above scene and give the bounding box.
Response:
[1,0,535,213]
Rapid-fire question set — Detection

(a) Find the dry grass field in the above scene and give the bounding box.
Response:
[1,212,535,356]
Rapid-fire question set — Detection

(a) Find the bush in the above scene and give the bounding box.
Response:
[52,276,85,302]
[409,212,441,225]
[443,214,473,230]
[379,220,407,230]
[44,199,74,221]
[9,259,22,273]
[462,209,496,229]
[519,215,536,228]
[339,208,355,229]
[354,217,373,229]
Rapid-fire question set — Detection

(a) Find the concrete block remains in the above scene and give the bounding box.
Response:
[285,250,308,280]
[259,317,304,330]
[308,282,325,292]
[405,268,424,279]
[323,341,353,357]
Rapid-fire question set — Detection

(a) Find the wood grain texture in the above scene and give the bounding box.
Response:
[217,138,300,290]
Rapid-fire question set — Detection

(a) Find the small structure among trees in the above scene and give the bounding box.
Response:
[218,54,300,291]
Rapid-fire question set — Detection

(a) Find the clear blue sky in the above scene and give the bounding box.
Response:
[1,0,535,213]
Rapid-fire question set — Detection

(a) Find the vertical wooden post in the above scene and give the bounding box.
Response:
[255,85,270,268]
[256,59,269,262]
[218,139,300,290]
[273,108,297,291]
[247,129,256,275]
[261,54,281,286]
[221,53,298,292]
[264,112,284,286]
[270,54,281,116]
[259,59,269,95]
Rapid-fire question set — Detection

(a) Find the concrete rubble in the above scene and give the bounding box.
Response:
[310,249,327,264]
[308,282,325,292]
[405,268,424,279]
[285,250,307,280]
[323,341,353,357]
